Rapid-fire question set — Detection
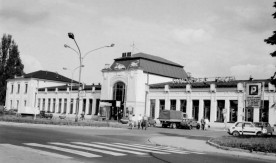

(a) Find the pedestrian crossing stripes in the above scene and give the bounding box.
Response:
[2,141,205,160]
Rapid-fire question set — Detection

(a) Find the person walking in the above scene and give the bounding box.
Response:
[137,114,142,129]
[201,117,205,130]
[128,114,134,129]
[204,118,209,130]
[141,115,148,130]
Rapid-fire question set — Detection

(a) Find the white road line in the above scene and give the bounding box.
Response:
[132,144,205,154]
[49,142,126,156]
[95,142,170,154]
[0,144,72,159]
[24,143,101,158]
[114,143,189,154]
[72,142,147,155]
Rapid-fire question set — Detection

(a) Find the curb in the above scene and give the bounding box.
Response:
[207,140,276,157]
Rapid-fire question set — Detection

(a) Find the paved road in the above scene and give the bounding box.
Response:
[0,123,273,163]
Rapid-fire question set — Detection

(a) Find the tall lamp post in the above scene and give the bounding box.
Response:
[65,32,114,122]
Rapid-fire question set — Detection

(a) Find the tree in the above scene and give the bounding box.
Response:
[0,34,24,105]
[264,2,276,57]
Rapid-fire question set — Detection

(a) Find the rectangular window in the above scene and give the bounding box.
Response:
[24,100,27,107]
[82,99,86,114]
[48,99,51,112]
[230,100,238,122]
[42,99,45,111]
[159,100,165,112]
[17,84,20,93]
[53,99,56,113]
[37,98,41,109]
[70,99,74,114]
[95,99,100,115]
[204,100,211,120]
[260,100,269,122]
[25,84,28,93]
[64,99,67,113]
[11,85,14,94]
[88,99,93,115]
[16,100,19,109]
[10,100,12,109]
[58,99,62,113]
[192,100,199,121]
[180,100,187,113]
[170,100,176,110]
[150,99,156,118]
[217,100,225,122]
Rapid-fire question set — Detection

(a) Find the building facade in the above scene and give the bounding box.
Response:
[5,52,276,125]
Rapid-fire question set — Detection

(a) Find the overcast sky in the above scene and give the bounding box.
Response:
[0,0,275,84]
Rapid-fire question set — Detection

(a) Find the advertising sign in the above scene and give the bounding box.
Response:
[246,83,262,107]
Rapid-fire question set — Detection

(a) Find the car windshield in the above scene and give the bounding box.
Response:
[253,123,262,127]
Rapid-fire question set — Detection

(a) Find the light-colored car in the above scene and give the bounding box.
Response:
[228,121,268,136]
[253,122,274,136]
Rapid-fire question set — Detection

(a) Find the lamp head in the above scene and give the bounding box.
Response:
[64,44,70,48]
[68,32,75,39]
[110,43,115,47]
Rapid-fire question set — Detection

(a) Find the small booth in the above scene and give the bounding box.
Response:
[99,100,123,120]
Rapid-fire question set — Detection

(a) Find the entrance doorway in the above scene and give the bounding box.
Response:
[113,82,125,119]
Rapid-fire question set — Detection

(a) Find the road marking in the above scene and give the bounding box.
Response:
[95,142,170,154]
[24,143,101,158]
[49,142,126,156]
[115,143,189,154]
[72,142,147,155]
[0,144,72,159]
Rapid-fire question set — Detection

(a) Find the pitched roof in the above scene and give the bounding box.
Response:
[23,70,78,83]
[110,53,187,79]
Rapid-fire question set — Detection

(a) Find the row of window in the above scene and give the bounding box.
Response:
[10,100,27,110]
[149,99,269,123]
[37,98,98,115]
[10,83,28,94]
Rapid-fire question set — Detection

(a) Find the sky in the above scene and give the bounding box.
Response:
[0,0,276,84]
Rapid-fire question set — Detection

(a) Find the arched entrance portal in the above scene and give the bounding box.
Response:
[113,81,126,120]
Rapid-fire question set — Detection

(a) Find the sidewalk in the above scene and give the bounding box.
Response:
[149,135,276,161]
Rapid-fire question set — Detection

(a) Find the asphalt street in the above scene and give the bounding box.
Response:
[0,123,274,163]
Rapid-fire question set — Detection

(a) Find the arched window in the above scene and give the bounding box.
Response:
[112,82,125,102]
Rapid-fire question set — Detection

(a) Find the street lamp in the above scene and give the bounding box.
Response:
[65,32,114,122]
[63,65,85,92]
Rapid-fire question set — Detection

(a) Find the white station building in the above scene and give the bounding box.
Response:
[5,52,276,125]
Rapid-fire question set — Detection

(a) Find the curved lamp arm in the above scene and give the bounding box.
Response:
[64,44,80,56]
[82,44,115,59]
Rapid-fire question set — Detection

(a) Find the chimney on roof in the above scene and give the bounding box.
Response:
[127,52,131,57]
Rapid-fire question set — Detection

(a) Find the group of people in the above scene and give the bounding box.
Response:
[129,114,149,130]
[200,117,210,130]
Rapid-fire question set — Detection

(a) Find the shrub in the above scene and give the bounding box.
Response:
[210,136,276,153]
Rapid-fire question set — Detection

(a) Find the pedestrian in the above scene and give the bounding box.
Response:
[141,115,148,130]
[137,114,142,129]
[204,118,209,130]
[128,114,134,129]
[201,117,205,130]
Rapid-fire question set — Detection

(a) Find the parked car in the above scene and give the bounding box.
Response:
[228,121,268,136]
[39,111,53,119]
[253,122,274,136]
[180,118,200,129]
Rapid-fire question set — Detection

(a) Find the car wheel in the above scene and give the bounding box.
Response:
[232,131,240,137]
[196,124,200,129]
[256,132,263,137]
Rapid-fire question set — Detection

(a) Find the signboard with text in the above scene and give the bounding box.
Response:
[246,83,262,107]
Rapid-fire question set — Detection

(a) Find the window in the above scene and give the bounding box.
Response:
[64,99,67,113]
[82,99,86,113]
[70,98,74,114]
[17,84,20,93]
[159,100,165,112]
[10,100,12,108]
[16,100,19,109]
[203,100,211,120]
[150,99,155,118]
[170,100,176,110]
[42,99,45,111]
[52,99,56,113]
[48,99,51,112]
[88,99,92,115]
[180,100,186,113]
[217,100,225,122]
[25,84,28,93]
[11,85,14,94]
[24,100,27,107]
[230,100,238,122]
[37,98,41,109]
[58,99,62,113]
